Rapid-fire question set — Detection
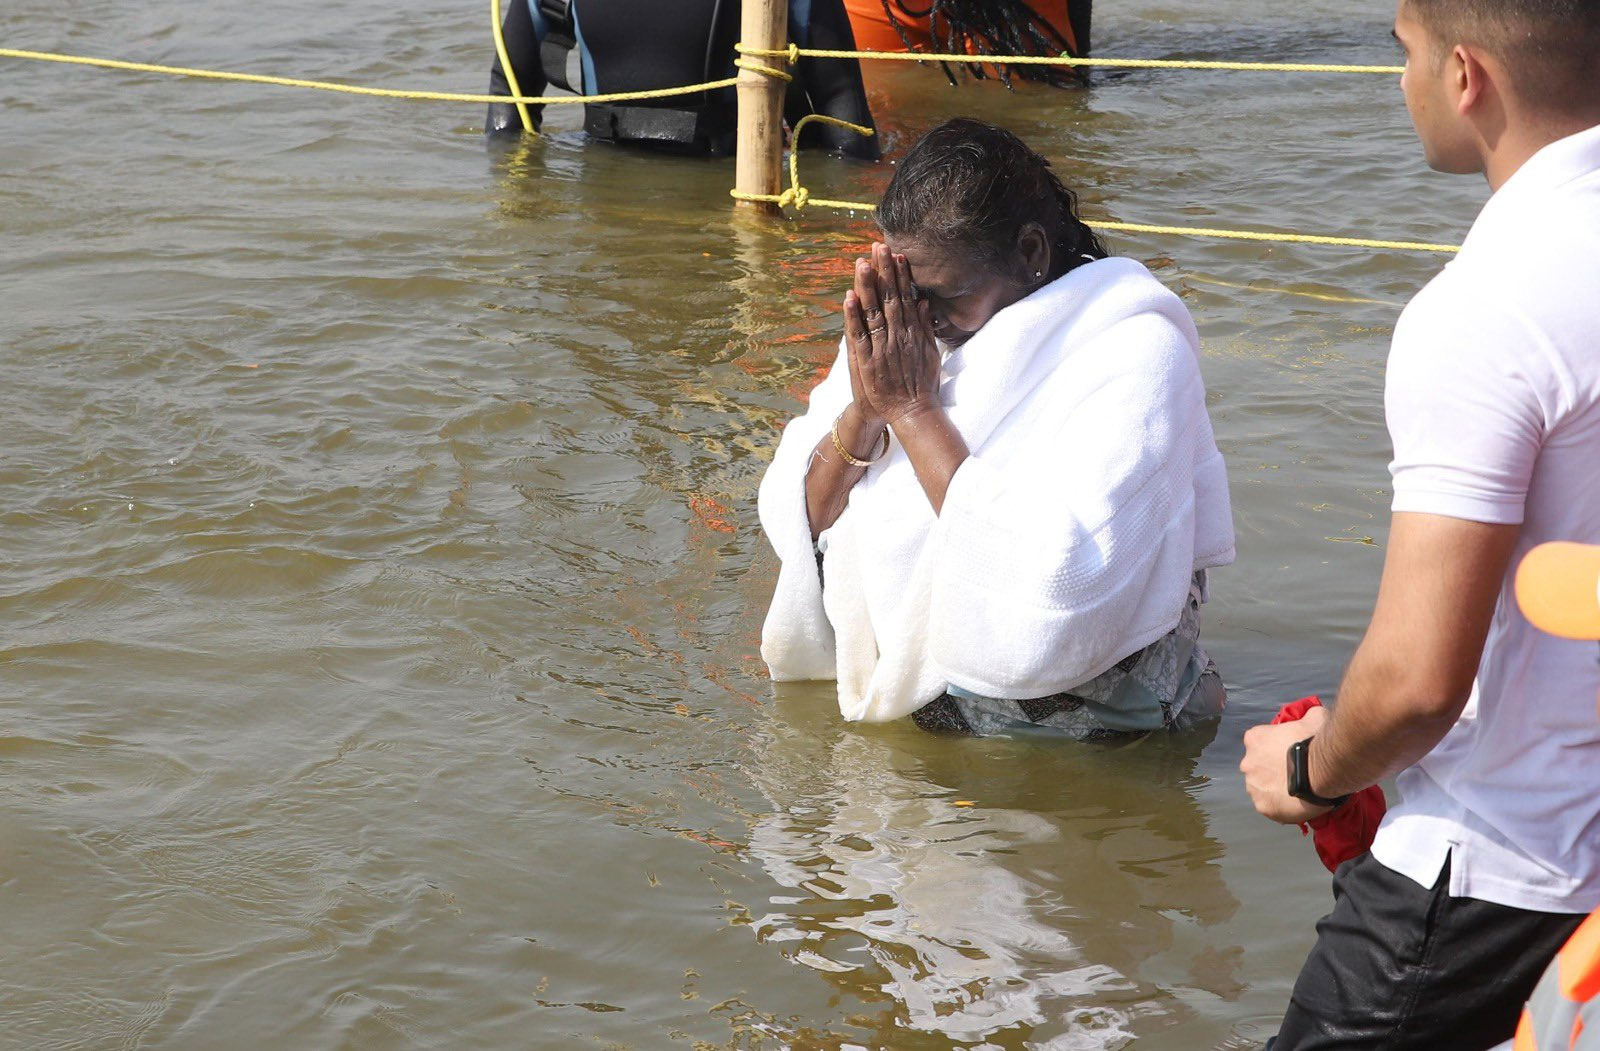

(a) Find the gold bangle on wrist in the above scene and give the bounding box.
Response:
[831,412,890,468]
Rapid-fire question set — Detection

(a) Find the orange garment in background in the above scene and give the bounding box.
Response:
[1515,908,1600,1050]
[842,0,1079,57]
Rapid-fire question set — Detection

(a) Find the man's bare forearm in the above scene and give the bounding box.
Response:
[1304,513,1521,799]
[1241,514,1519,824]
[1306,642,1469,799]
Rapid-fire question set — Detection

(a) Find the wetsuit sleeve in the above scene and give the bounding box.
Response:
[486,0,547,134]
[786,0,880,159]
[1068,0,1092,56]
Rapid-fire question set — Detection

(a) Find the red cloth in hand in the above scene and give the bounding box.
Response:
[1271,696,1388,873]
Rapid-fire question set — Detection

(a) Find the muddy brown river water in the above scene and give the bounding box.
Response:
[0,1,1489,1046]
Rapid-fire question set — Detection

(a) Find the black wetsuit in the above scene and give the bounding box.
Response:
[1067,0,1091,58]
[486,0,879,158]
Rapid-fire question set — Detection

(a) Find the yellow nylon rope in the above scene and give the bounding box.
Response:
[1180,274,1402,306]
[735,42,1404,75]
[1092,220,1456,253]
[735,188,1459,253]
[730,113,876,210]
[724,44,1436,248]
[733,58,793,82]
[489,0,534,133]
[728,105,1456,253]
[0,38,1403,113]
[0,44,1455,253]
[0,46,737,105]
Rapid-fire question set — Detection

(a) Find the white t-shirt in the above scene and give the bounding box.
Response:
[1369,124,1600,913]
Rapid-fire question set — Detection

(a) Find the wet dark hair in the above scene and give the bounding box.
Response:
[1404,0,1600,111]
[876,118,1108,283]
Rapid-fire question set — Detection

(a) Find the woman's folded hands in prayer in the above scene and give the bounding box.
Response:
[844,243,938,429]
[841,243,971,513]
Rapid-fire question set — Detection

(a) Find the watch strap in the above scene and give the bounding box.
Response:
[1287,736,1351,809]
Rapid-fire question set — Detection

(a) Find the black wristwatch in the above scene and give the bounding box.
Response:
[1286,736,1351,809]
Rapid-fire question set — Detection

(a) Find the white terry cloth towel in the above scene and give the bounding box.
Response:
[758,256,1235,723]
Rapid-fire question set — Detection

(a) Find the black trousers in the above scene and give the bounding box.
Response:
[1270,852,1586,1051]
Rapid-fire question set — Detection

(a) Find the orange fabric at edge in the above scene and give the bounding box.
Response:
[841,0,1079,59]
[1516,909,1600,1050]
[1559,909,1600,1005]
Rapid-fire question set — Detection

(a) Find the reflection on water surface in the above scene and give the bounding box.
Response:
[747,699,1237,1047]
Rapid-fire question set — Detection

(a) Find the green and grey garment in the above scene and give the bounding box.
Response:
[912,573,1223,739]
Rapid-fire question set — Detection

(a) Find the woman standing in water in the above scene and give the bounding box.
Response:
[758,118,1234,739]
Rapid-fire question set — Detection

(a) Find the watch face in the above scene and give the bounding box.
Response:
[1287,736,1346,808]
[1287,738,1309,799]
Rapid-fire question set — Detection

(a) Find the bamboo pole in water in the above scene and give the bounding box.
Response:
[734,0,788,212]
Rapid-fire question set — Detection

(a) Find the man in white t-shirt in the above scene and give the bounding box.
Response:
[1240,2,1600,1048]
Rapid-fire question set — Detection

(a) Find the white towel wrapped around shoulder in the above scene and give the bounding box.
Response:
[758,257,1235,722]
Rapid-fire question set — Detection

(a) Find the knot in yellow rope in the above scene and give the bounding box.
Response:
[734,42,800,66]
[734,57,793,82]
[777,186,810,209]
